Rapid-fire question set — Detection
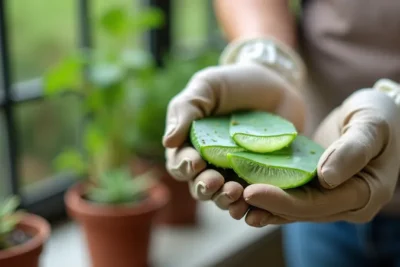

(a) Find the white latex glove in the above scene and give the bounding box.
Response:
[163,38,306,219]
[242,81,400,227]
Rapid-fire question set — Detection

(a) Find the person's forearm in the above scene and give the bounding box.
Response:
[214,0,297,48]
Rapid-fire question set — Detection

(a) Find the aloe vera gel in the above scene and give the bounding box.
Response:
[230,111,297,153]
[190,116,245,168]
[190,111,324,189]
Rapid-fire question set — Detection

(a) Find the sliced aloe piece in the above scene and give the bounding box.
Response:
[190,116,245,168]
[227,135,324,189]
[230,111,297,153]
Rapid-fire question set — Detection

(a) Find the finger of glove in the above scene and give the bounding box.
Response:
[317,109,389,189]
[162,79,215,148]
[165,146,207,181]
[245,208,292,228]
[212,181,244,210]
[188,169,225,201]
[229,198,249,220]
[317,88,399,189]
[243,178,369,219]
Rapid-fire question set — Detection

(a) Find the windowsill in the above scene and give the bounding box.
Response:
[40,202,279,267]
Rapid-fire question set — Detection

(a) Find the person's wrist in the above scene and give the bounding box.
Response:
[219,37,306,89]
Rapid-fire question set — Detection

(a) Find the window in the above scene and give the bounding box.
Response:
[0,0,222,221]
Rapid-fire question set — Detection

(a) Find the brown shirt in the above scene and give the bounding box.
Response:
[299,0,400,215]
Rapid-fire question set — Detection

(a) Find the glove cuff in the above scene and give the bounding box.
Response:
[373,79,400,108]
[219,37,306,88]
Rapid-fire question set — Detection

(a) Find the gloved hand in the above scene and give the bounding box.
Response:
[163,38,306,219]
[242,81,400,227]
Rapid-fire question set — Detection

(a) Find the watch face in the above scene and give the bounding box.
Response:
[237,41,277,64]
[221,38,305,88]
[374,79,400,107]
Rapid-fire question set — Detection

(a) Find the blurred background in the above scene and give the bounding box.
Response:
[0,0,222,202]
[0,0,291,266]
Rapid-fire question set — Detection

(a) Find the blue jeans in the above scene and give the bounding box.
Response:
[283,215,400,267]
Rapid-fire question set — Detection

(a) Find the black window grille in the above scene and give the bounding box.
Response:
[1,0,20,201]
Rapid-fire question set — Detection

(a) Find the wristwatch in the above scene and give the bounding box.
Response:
[219,37,306,88]
[373,79,400,107]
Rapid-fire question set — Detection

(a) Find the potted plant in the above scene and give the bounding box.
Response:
[44,6,170,267]
[0,196,51,267]
[63,169,169,267]
[129,49,220,226]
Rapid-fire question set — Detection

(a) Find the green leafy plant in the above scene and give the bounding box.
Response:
[0,196,22,250]
[43,6,165,204]
[86,168,154,205]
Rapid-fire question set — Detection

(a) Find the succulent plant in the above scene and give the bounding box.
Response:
[86,168,156,205]
[0,196,22,250]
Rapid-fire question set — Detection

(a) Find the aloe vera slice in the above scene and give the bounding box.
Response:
[190,116,245,168]
[227,135,324,189]
[230,111,297,153]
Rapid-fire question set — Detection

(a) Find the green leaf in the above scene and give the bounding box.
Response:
[84,89,105,112]
[130,170,156,192]
[0,216,21,234]
[98,169,126,189]
[101,83,125,108]
[89,64,124,88]
[84,123,106,155]
[44,55,84,95]
[53,149,87,175]
[100,7,130,37]
[121,49,155,71]
[131,7,164,31]
[85,168,155,204]
[0,196,20,217]
[99,6,164,38]
[86,187,113,204]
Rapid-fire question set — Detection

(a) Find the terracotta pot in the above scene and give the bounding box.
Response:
[0,213,51,267]
[156,167,198,226]
[130,158,198,226]
[65,182,169,267]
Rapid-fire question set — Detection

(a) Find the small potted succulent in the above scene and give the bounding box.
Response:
[44,6,170,267]
[63,168,169,267]
[0,196,51,267]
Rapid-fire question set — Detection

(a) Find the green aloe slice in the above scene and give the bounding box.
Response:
[190,116,245,168]
[230,111,297,153]
[227,135,324,189]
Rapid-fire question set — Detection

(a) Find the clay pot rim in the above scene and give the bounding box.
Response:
[65,181,170,218]
[0,213,51,260]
